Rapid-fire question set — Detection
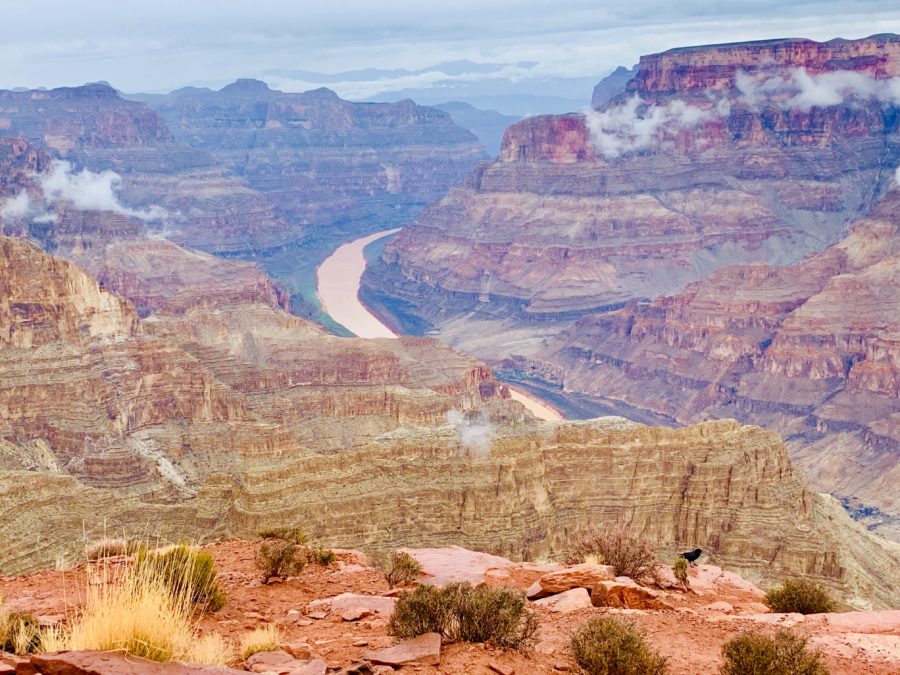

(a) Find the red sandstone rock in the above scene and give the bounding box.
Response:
[27,651,243,674]
[528,563,616,598]
[361,632,442,667]
[533,587,593,613]
[591,579,673,610]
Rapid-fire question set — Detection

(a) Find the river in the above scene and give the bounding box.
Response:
[315,229,565,422]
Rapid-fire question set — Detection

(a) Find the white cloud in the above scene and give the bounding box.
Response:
[583,95,712,158]
[446,410,496,456]
[895,166,900,186]
[38,161,166,221]
[736,68,900,111]
[0,190,33,220]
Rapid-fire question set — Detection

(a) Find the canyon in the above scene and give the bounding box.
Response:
[362,34,900,538]
[2,235,900,611]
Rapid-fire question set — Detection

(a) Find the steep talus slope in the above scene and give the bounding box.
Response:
[552,188,900,537]
[134,80,485,242]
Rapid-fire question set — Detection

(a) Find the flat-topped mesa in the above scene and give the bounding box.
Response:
[632,33,900,94]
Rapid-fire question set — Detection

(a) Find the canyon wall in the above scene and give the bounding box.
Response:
[362,34,900,535]
[133,80,485,244]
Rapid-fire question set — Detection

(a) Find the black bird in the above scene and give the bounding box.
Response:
[680,548,702,566]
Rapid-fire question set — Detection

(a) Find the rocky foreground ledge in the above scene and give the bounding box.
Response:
[2,541,898,674]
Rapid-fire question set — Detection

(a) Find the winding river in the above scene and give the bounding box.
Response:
[315,229,565,422]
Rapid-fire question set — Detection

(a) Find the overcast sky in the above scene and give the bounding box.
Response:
[1,0,898,94]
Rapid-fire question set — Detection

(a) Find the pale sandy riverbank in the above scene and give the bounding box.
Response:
[315,229,565,422]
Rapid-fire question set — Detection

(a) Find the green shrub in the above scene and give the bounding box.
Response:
[306,545,336,567]
[256,539,305,580]
[570,617,668,675]
[383,551,422,589]
[673,557,689,587]
[134,545,226,612]
[390,583,537,650]
[258,527,308,545]
[764,579,836,615]
[565,525,657,581]
[719,630,829,675]
[0,611,41,654]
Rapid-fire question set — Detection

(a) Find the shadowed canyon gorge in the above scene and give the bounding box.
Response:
[2,25,900,646]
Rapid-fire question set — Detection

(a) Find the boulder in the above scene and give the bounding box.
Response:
[341,606,373,622]
[246,650,297,673]
[591,579,673,610]
[399,546,515,585]
[362,632,442,667]
[528,563,616,598]
[533,588,593,613]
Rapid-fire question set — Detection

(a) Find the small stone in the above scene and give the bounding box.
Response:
[341,606,374,622]
[308,611,328,620]
[281,642,313,660]
[489,662,515,675]
[553,662,570,671]
[266,576,284,585]
[336,662,375,675]
[296,619,314,626]
[246,650,295,672]
[352,639,370,647]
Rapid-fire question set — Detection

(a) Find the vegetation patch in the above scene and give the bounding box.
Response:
[565,525,657,581]
[672,556,689,587]
[719,630,829,674]
[764,579,836,615]
[570,617,668,675]
[0,603,42,655]
[256,539,305,580]
[135,544,226,612]
[382,551,423,589]
[389,583,537,650]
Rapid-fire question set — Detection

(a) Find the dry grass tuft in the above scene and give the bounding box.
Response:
[84,536,135,561]
[239,624,280,660]
[185,632,232,667]
[673,557,689,587]
[570,616,668,675]
[134,544,226,611]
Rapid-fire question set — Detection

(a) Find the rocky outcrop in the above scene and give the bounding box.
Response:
[134,81,485,243]
[550,188,900,538]
[591,65,637,108]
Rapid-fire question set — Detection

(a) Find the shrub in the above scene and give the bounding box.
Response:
[565,525,657,581]
[570,617,668,675]
[389,583,537,650]
[258,527,307,545]
[719,630,829,675]
[306,545,336,567]
[383,551,422,589]
[673,557,689,587]
[256,539,305,580]
[134,544,226,612]
[764,579,836,615]
[0,610,41,655]
[239,624,280,660]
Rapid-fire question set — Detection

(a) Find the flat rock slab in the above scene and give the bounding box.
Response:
[330,593,396,615]
[399,546,515,585]
[362,632,441,667]
[528,563,616,598]
[688,565,764,598]
[806,609,900,633]
[533,587,593,613]
[24,651,245,674]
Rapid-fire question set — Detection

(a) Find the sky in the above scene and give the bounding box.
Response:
[0,0,898,97]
